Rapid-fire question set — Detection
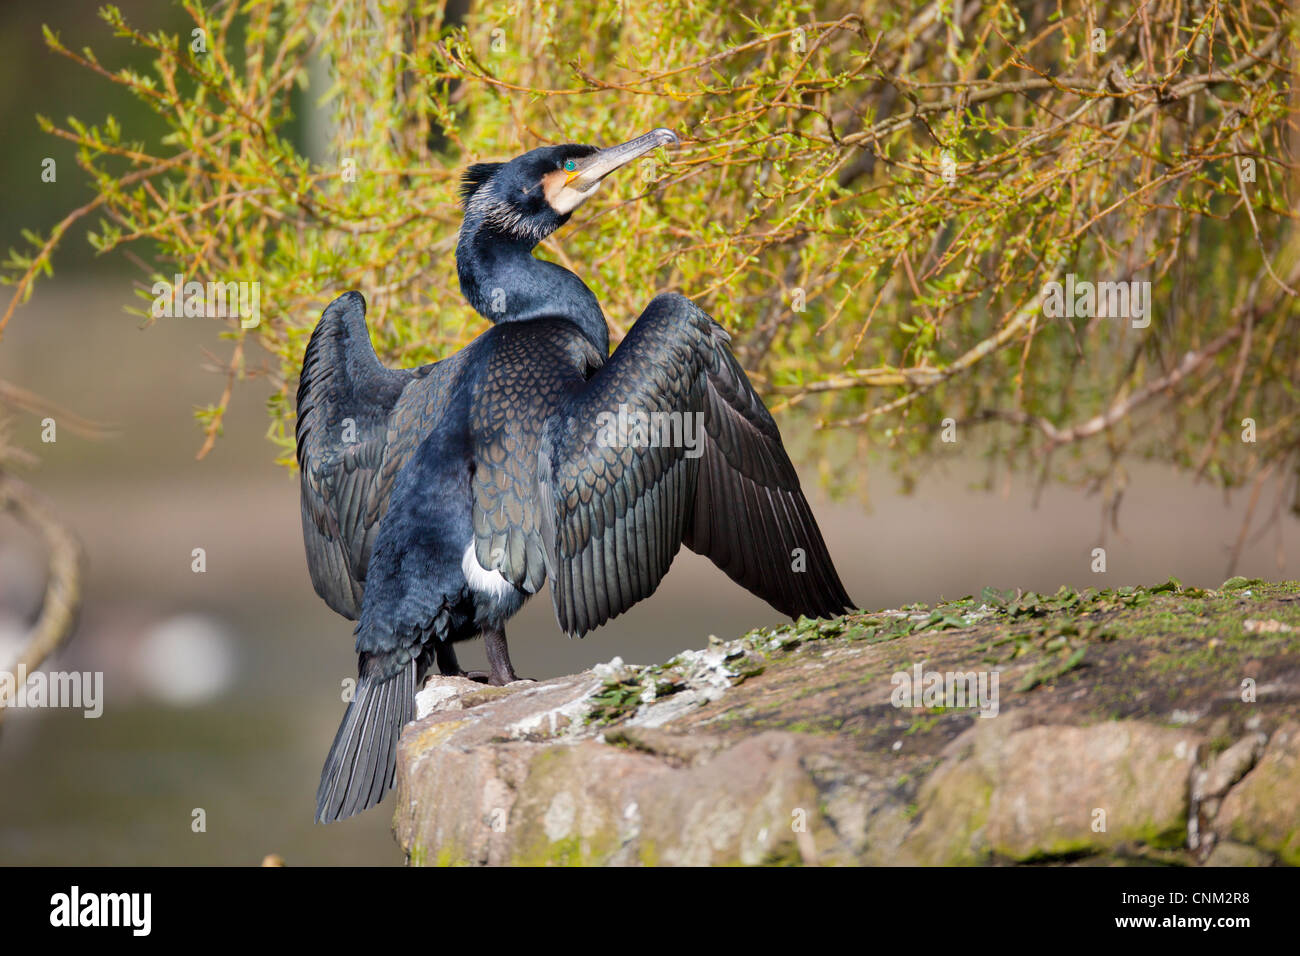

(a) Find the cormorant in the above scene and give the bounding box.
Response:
[297,128,854,823]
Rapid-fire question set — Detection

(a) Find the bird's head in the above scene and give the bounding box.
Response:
[458,127,679,246]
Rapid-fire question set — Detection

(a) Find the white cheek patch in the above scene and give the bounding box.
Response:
[551,183,598,214]
[543,170,601,215]
[462,542,515,599]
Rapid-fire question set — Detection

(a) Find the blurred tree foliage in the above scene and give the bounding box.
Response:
[2,0,1297,521]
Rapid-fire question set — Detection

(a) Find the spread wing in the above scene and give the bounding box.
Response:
[538,292,854,637]
[295,291,448,619]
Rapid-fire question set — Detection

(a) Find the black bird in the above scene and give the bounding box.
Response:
[297,128,854,823]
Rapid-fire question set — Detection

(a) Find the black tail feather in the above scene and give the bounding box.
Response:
[315,661,416,824]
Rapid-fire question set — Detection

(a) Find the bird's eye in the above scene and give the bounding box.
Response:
[563,160,577,172]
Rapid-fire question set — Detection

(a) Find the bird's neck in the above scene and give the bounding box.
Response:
[456,224,610,355]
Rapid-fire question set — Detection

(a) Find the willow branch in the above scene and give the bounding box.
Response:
[0,474,86,727]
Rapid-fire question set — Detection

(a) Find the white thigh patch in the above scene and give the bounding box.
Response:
[462,542,514,599]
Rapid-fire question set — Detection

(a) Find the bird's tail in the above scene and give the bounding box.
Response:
[315,660,416,824]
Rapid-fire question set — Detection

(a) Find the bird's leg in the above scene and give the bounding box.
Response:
[433,639,461,675]
[433,639,491,684]
[482,626,521,686]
